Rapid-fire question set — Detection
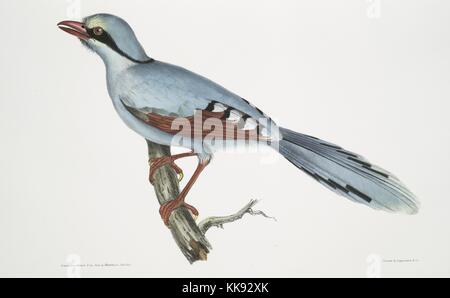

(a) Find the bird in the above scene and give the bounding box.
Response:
[57,14,419,225]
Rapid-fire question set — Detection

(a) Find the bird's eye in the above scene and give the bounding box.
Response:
[93,27,104,36]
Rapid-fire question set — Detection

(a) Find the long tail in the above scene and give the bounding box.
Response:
[278,127,419,214]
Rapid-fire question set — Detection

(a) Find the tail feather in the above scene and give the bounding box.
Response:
[279,127,419,214]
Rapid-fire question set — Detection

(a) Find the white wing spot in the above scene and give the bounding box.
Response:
[212,103,227,112]
[243,118,258,130]
[228,110,242,122]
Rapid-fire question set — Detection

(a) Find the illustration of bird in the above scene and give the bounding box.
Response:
[57,14,419,225]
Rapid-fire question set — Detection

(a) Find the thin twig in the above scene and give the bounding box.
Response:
[198,199,276,234]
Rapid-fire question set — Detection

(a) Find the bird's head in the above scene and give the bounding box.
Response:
[57,14,151,64]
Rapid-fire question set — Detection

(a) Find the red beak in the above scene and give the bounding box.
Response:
[57,20,90,41]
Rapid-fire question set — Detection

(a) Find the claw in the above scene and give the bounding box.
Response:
[177,171,184,182]
[149,151,205,227]
[190,211,198,221]
[159,200,199,226]
[148,156,185,185]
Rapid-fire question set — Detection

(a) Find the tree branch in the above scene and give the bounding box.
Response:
[198,199,276,234]
[146,140,273,263]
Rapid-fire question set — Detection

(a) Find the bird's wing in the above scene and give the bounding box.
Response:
[122,101,272,141]
[118,61,277,141]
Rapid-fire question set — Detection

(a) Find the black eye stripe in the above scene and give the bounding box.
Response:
[86,27,154,64]
[86,28,111,44]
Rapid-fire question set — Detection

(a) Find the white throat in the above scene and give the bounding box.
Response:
[96,45,136,77]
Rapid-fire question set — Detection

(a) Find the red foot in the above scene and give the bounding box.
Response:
[149,156,184,184]
[159,200,199,226]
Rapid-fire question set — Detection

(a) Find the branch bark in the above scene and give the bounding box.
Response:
[146,140,273,263]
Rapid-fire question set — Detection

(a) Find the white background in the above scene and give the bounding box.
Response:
[0,0,449,277]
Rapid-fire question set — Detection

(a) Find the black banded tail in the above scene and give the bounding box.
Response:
[279,127,419,214]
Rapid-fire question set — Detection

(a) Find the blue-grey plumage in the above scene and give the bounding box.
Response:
[72,13,278,158]
[57,13,420,217]
[111,60,278,155]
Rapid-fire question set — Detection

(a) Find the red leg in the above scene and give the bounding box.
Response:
[148,151,196,184]
[159,159,209,226]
